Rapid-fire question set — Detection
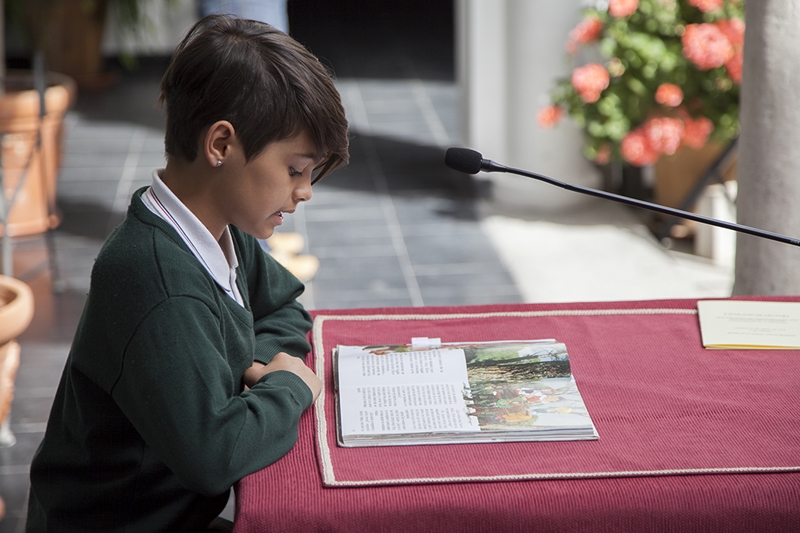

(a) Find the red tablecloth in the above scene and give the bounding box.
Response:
[233,298,800,532]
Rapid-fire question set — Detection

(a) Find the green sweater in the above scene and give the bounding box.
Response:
[27,189,314,532]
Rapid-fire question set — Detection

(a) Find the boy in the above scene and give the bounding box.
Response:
[27,15,349,532]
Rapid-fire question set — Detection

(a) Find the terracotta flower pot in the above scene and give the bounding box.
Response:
[1,71,77,238]
[0,275,35,447]
[653,141,737,209]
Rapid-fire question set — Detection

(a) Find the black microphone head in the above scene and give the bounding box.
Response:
[445,147,484,174]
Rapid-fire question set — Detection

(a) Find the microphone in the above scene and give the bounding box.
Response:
[444,147,800,248]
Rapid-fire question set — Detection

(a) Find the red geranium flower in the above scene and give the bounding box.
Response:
[594,144,611,165]
[716,18,745,83]
[608,0,639,18]
[682,23,734,70]
[687,0,724,12]
[643,117,684,155]
[725,53,743,83]
[537,105,564,128]
[655,84,684,107]
[621,128,659,166]
[571,63,610,103]
[715,18,745,47]
[682,116,714,149]
[567,16,603,52]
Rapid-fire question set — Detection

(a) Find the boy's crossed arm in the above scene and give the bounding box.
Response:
[244,354,322,400]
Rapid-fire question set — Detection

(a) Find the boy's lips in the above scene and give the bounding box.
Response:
[272,209,293,224]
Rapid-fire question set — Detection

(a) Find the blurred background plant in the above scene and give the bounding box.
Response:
[538,0,744,168]
[3,0,176,79]
[4,0,166,44]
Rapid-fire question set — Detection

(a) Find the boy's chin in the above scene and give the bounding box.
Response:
[255,228,276,241]
[246,223,277,241]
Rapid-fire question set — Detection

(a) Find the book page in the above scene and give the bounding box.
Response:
[697,300,800,349]
[338,382,480,436]
[337,346,478,436]
[336,345,470,386]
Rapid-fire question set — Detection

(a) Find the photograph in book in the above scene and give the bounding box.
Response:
[333,340,599,447]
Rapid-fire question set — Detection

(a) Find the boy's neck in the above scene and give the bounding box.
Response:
[161,157,227,242]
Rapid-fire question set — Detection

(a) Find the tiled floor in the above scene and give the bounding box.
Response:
[0,3,524,530]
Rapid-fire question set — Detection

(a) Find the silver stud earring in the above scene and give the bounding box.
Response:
[216,160,222,167]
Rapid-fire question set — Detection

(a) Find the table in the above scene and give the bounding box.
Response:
[233,298,800,532]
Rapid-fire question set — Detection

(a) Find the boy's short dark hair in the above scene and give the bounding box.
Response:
[159,15,349,180]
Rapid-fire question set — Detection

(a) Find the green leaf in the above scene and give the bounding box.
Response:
[626,77,648,96]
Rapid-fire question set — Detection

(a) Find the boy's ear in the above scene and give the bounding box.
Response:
[203,120,237,167]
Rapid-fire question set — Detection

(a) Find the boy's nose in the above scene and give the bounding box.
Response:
[294,176,313,203]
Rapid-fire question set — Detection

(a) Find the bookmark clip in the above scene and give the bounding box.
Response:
[411,337,442,349]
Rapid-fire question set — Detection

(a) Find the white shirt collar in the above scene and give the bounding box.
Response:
[141,169,244,306]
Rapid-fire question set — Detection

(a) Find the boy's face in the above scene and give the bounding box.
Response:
[220,130,320,240]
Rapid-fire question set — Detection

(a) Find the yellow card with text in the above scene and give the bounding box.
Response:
[697,300,800,350]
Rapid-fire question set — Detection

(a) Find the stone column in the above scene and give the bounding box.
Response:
[455,0,600,211]
[456,0,509,162]
[733,0,800,295]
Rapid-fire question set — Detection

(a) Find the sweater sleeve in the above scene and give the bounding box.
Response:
[235,230,313,363]
[109,295,313,496]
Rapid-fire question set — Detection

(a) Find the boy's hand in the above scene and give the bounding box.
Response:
[244,353,322,402]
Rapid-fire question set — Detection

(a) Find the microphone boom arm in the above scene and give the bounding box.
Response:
[479,158,800,248]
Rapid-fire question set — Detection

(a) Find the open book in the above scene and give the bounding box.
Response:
[333,339,599,447]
